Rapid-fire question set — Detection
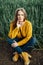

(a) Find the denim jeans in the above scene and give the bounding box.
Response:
[7,37,36,52]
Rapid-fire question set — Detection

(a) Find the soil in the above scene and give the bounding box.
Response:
[0,41,43,65]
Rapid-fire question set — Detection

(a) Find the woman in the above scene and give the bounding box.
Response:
[7,8,36,65]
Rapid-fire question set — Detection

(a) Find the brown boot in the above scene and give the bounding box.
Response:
[20,52,31,65]
[12,52,19,62]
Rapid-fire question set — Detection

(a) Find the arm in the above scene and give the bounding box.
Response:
[8,21,19,39]
[18,22,32,46]
[11,27,19,39]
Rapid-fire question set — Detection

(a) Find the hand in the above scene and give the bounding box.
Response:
[11,42,18,47]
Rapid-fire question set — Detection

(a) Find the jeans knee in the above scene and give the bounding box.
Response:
[32,37,36,44]
[7,37,13,44]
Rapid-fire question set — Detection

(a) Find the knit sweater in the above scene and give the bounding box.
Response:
[8,20,32,46]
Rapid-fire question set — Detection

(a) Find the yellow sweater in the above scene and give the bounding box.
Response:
[8,20,32,46]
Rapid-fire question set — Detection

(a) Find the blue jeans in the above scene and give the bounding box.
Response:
[7,37,36,52]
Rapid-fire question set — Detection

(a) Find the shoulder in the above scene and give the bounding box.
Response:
[10,20,15,27]
[25,20,32,26]
[10,20,14,25]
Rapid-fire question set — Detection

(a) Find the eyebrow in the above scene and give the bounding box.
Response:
[18,13,24,15]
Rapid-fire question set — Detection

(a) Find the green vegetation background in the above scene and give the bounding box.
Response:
[0,0,43,48]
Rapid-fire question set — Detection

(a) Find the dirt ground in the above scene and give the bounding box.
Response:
[0,41,43,65]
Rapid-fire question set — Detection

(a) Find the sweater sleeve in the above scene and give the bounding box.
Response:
[8,21,19,39]
[18,22,32,46]
[11,27,19,39]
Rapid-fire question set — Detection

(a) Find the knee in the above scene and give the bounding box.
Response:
[7,37,13,44]
[7,37,12,42]
[32,37,37,44]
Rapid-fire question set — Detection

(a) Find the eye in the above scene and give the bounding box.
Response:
[18,14,20,16]
[21,14,24,16]
[18,14,24,16]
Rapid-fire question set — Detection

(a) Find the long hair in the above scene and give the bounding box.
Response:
[13,8,27,27]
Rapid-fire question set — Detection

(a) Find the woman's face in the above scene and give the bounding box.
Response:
[17,10,25,22]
